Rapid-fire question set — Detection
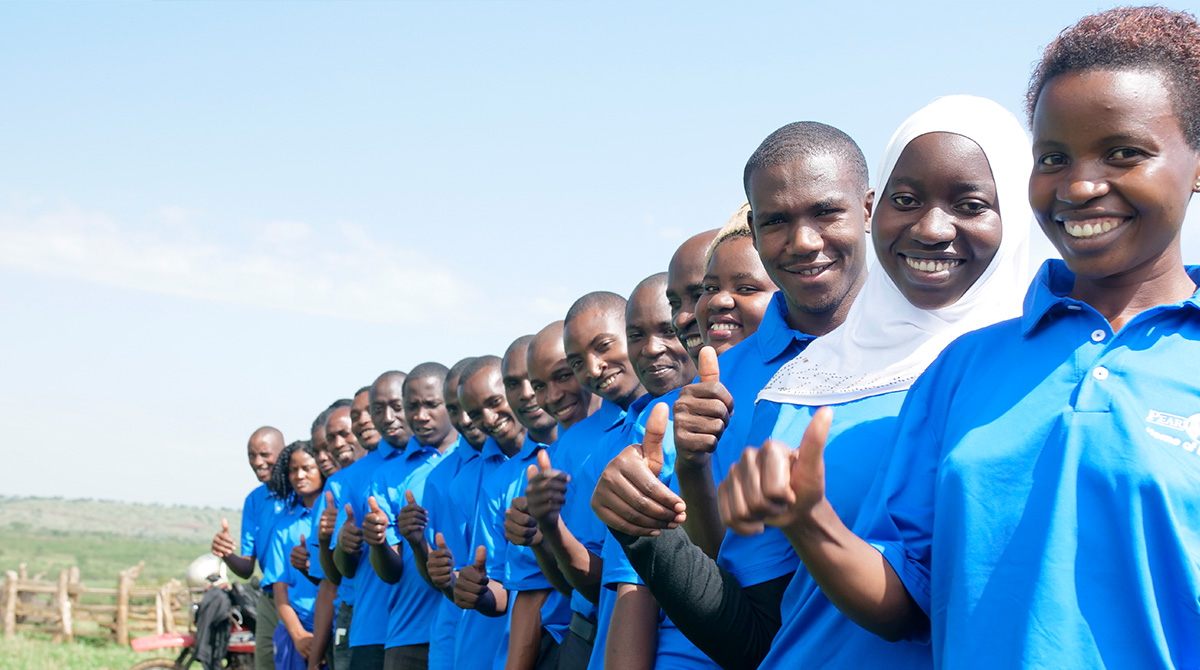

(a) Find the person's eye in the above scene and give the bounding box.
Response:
[1037,152,1066,168]
[1108,147,1144,162]
[738,285,762,293]
[891,194,919,209]
[956,199,991,215]
[702,284,718,294]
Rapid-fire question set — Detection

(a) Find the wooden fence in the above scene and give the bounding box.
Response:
[1,562,200,646]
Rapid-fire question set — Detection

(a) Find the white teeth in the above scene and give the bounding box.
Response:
[685,336,703,348]
[797,267,824,276]
[555,407,573,417]
[904,257,963,273]
[598,376,614,390]
[1063,217,1124,238]
[710,323,738,332]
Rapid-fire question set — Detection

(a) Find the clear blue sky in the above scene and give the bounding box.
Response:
[3,0,1198,508]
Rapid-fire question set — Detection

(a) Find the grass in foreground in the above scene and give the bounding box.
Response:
[0,633,162,670]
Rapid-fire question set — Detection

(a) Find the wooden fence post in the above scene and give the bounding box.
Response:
[116,568,132,647]
[55,569,73,643]
[3,571,16,638]
[17,564,26,582]
[160,581,178,634]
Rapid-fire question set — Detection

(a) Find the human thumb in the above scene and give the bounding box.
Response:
[325,491,334,508]
[536,449,552,473]
[641,403,669,476]
[405,490,416,505]
[221,518,229,534]
[344,503,356,523]
[368,496,383,515]
[299,534,306,546]
[435,532,447,551]
[473,545,487,571]
[698,345,720,383]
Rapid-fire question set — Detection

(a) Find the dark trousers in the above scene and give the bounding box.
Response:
[332,603,353,670]
[349,643,386,670]
[383,643,429,670]
[555,613,595,670]
[534,627,561,670]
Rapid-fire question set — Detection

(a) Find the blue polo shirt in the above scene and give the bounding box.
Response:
[241,483,287,577]
[264,501,319,630]
[591,392,673,670]
[329,442,394,647]
[370,437,446,649]
[557,400,626,621]
[420,437,476,670]
[748,395,930,670]
[864,260,1200,669]
[712,292,815,587]
[452,436,512,670]
[486,437,572,644]
[306,468,354,607]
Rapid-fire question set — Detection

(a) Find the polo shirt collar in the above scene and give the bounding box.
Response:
[376,435,406,460]
[1021,260,1200,336]
[757,291,816,363]
[480,436,509,461]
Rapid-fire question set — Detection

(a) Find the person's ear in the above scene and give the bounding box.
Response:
[862,189,875,234]
[747,208,759,251]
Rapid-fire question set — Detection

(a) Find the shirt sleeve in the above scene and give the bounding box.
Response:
[306,484,328,580]
[476,473,509,579]
[239,489,258,558]
[262,515,289,587]
[858,368,942,624]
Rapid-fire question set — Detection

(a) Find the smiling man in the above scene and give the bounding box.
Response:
[210,426,286,670]
[351,386,382,454]
[667,229,721,363]
[370,372,412,452]
[523,291,644,669]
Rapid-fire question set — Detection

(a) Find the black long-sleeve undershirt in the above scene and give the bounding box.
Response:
[613,526,791,670]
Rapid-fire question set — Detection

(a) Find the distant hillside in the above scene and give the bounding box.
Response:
[0,496,246,586]
[0,496,241,543]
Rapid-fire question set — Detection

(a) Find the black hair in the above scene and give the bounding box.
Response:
[742,121,869,195]
[403,362,449,396]
[565,291,627,326]
[1026,6,1200,148]
[459,355,502,391]
[312,399,352,434]
[354,386,371,398]
[369,371,406,404]
[447,357,478,393]
[266,440,322,506]
[503,335,536,368]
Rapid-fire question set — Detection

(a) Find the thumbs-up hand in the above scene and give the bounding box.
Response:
[318,491,338,542]
[718,407,833,536]
[504,496,542,547]
[362,496,390,547]
[453,545,489,610]
[674,346,735,467]
[338,504,364,554]
[591,403,687,536]
[290,534,311,572]
[427,532,455,590]
[211,518,236,558]
[525,449,569,525]
[396,489,428,546]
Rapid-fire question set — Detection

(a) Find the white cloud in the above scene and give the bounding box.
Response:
[0,201,475,325]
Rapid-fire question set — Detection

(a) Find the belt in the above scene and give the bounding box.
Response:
[568,612,597,645]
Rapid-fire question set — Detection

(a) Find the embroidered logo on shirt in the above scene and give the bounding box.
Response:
[1144,409,1200,452]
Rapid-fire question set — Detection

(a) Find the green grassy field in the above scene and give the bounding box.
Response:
[0,633,153,670]
[0,496,243,586]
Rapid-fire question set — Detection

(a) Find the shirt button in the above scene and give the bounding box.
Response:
[1091,329,1106,342]
[1092,366,1109,381]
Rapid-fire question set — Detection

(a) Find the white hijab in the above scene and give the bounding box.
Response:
[757,95,1032,406]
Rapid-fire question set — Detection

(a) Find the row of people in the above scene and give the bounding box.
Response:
[214,7,1200,670]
